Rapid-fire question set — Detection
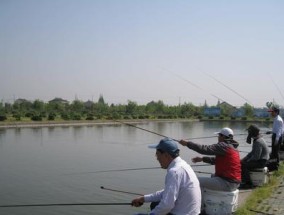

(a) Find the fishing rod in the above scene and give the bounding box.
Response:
[188,133,249,140]
[195,170,212,175]
[0,202,132,208]
[114,120,248,141]
[101,186,143,196]
[66,164,211,175]
[113,120,179,141]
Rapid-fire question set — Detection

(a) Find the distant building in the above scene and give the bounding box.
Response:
[218,101,236,116]
[232,108,245,118]
[14,98,30,104]
[84,100,94,108]
[204,107,221,117]
[253,108,270,118]
[48,98,69,104]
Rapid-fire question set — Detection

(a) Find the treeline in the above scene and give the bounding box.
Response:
[0,96,204,122]
[0,96,254,122]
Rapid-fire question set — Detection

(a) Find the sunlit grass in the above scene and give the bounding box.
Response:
[235,162,284,215]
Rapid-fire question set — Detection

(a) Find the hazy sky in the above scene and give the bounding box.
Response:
[1,0,283,107]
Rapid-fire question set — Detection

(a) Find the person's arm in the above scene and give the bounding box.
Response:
[143,190,164,203]
[179,140,226,156]
[192,156,215,165]
[131,196,145,207]
[202,156,216,164]
[149,170,179,215]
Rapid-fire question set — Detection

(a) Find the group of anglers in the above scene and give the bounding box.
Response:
[131,105,283,215]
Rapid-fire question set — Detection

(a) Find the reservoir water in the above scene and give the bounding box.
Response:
[0,120,271,215]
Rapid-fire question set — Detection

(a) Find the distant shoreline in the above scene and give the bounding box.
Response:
[0,118,272,129]
[0,119,199,129]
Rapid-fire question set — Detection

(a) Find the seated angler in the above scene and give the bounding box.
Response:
[132,138,201,215]
[179,127,241,192]
[240,124,269,188]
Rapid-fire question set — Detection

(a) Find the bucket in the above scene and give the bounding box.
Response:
[250,167,269,186]
[203,188,239,215]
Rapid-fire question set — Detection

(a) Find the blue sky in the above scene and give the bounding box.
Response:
[1,0,283,107]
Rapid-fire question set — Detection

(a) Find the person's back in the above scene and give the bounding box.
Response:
[166,158,201,215]
[251,137,269,161]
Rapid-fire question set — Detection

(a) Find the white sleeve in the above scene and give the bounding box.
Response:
[150,170,180,215]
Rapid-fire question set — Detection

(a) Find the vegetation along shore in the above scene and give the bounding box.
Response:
[0,96,277,128]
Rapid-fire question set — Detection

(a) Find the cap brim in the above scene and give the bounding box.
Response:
[148,144,158,149]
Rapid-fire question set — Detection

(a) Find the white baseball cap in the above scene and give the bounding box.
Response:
[215,127,234,137]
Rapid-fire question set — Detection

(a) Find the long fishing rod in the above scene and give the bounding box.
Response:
[195,170,212,175]
[113,120,179,141]
[0,202,132,208]
[101,186,143,196]
[66,164,211,175]
[114,120,248,142]
[188,133,248,140]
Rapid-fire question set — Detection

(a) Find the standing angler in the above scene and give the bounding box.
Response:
[267,105,283,169]
[132,138,201,215]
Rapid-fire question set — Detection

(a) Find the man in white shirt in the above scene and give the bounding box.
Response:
[267,106,283,166]
[131,138,201,215]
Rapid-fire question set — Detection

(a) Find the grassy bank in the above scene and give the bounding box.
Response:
[235,162,284,215]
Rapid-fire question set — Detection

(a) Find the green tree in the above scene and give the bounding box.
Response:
[125,100,138,116]
[242,103,254,118]
[98,94,105,104]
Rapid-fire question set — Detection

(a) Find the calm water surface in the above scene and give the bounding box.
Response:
[0,121,271,215]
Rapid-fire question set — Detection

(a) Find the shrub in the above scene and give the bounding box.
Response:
[48,113,56,120]
[0,115,7,121]
[61,113,70,120]
[71,113,81,120]
[13,113,21,121]
[31,115,42,121]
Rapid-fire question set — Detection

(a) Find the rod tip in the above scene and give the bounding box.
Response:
[100,186,104,189]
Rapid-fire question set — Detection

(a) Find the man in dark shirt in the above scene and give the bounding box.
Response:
[241,124,269,188]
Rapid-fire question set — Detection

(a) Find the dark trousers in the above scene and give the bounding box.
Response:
[241,159,267,184]
[270,134,282,164]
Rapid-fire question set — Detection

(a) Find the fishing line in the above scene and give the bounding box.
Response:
[161,67,227,103]
[268,73,284,102]
[203,72,253,106]
[0,202,132,208]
